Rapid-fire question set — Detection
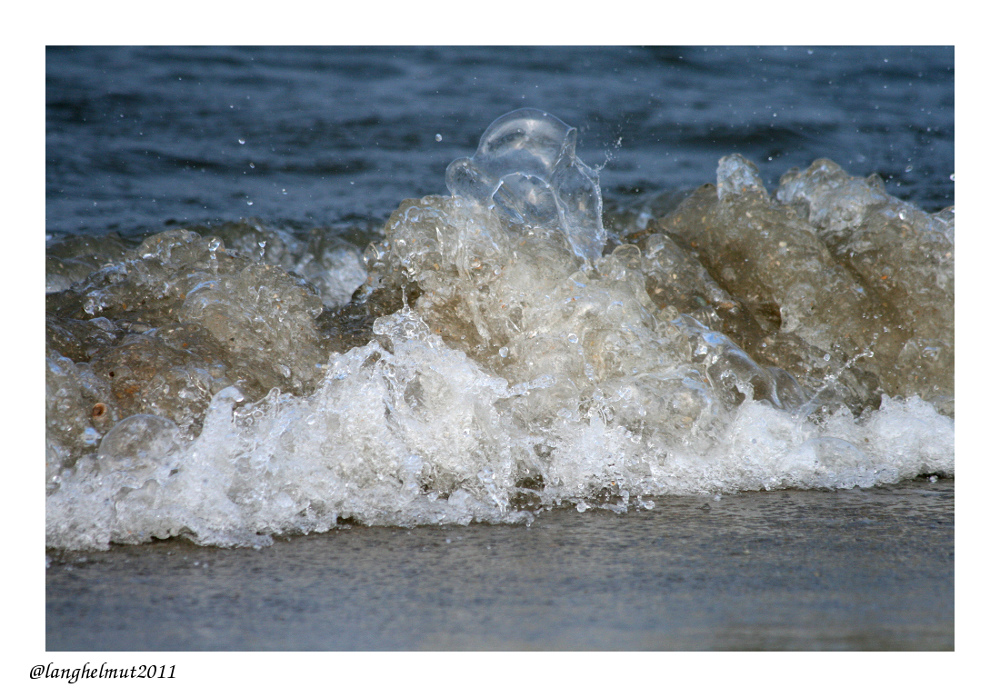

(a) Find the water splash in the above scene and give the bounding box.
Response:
[45,115,954,551]
[446,109,606,262]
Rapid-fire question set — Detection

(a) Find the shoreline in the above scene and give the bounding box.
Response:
[46,478,953,651]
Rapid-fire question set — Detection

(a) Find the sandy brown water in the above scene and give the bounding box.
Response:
[46,479,952,651]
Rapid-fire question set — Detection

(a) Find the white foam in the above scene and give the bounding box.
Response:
[45,309,954,550]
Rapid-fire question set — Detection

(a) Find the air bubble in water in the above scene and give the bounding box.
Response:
[446,108,606,261]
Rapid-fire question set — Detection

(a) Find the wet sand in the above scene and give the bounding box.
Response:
[46,479,953,651]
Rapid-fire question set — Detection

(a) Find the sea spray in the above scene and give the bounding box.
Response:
[45,110,955,550]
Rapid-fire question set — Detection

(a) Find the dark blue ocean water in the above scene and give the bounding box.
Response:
[46,46,953,240]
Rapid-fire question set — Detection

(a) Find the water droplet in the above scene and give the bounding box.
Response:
[568,333,579,344]
[435,133,443,142]
[238,138,246,145]
[246,200,253,206]
[249,162,255,169]
[82,427,101,446]
[499,347,509,358]
[950,173,955,181]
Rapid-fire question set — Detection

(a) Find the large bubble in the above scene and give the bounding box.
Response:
[446,108,606,262]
